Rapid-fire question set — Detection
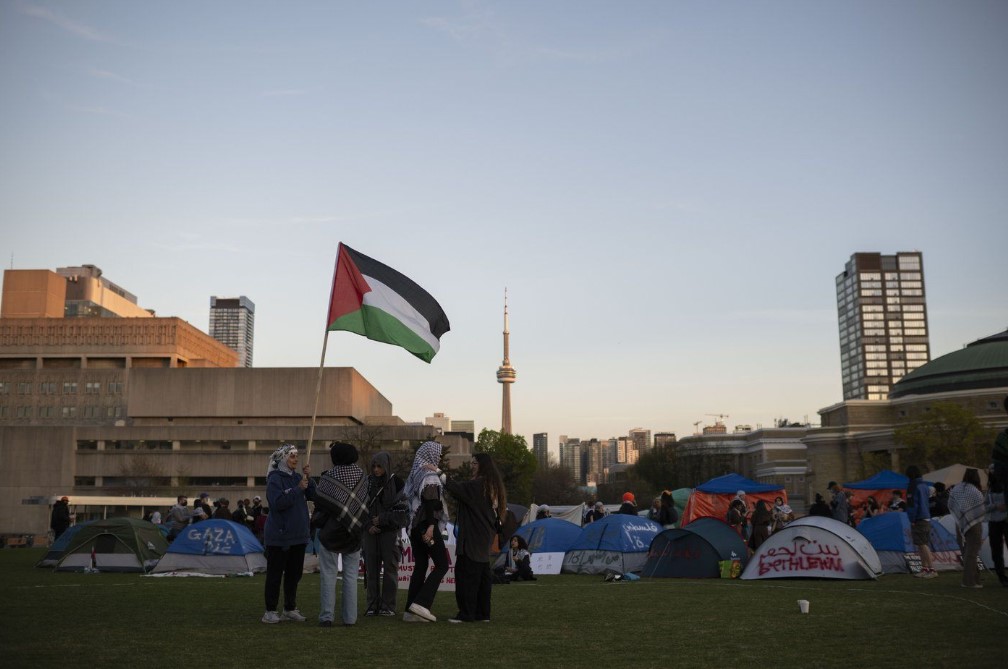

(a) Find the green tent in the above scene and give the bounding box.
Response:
[54,518,168,573]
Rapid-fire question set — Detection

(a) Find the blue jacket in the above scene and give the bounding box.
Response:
[264,469,316,547]
[906,478,931,523]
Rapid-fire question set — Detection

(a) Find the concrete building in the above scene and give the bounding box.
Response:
[836,251,930,400]
[209,296,255,367]
[0,267,471,535]
[425,412,452,433]
[2,265,153,319]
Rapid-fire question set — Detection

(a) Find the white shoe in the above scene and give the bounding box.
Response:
[407,603,437,622]
[403,611,428,623]
[261,611,281,624]
[282,608,306,622]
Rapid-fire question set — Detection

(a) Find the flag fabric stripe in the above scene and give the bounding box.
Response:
[326,243,450,363]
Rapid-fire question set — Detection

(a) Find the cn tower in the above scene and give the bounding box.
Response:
[496,289,517,434]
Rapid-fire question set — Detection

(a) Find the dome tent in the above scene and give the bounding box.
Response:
[512,517,582,575]
[152,519,266,575]
[54,518,167,573]
[859,512,961,573]
[562,514,662,575]
[741,516,883,580]
[641,517,749,578]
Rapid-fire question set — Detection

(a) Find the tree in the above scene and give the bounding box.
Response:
[531,462,582,505]
[630,440,733,493]
[474,429,537,504]
[893,402,995,472]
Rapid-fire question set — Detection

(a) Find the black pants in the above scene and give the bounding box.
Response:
[363,530,400,613]
[264,544,306,612]
[406,526,449,609]
[990,520,1007,581]
[454,552,492,622]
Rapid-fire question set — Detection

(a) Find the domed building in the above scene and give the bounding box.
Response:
[802,330,1008,507]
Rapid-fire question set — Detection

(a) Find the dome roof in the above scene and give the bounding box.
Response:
[889,330,1008,399]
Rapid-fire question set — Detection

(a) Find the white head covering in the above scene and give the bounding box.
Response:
[267,443,298,478]
[404,441,442,500]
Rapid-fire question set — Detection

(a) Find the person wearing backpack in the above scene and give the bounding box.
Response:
[313,441,369,627]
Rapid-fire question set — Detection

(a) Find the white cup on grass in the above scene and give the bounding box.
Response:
[797,599,809,614]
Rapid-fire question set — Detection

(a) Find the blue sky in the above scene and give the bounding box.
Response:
[1,1,1006,458]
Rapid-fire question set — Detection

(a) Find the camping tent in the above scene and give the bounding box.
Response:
[933,514,1007,571]
[54,518,168,573]
[562,514,662,575]
[151,520,266,575]
[843,470,908,523]
[512,518,582,575]
[925,464,988,490]
[681,474,786,526]
[740,516,883,580]
[859,513,961,573]
[527,503,585,526]
[641,517,749,578]
[35,522,92,568]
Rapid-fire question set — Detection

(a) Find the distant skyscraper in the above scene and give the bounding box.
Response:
[496,290,516,434]
[533,432,549,469]
[835,252,930,400]
[209,296,255,368]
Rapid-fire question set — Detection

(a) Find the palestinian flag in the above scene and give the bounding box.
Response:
[326,243,450,363]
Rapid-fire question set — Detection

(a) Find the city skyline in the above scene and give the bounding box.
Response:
[2,3,1006,460]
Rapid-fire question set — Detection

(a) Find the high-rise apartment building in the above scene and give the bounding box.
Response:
[836,252,930,400]
[532,432,549,469]
[209,296,255,368]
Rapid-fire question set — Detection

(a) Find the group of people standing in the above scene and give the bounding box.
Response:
[725,492,794,550]
[259,439,509,627]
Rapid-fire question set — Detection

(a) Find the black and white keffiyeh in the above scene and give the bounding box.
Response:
[316,464,368,531]
[267,443,298,478]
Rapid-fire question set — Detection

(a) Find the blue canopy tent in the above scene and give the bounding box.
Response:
[151,519,266,575]
[562,514,662,575]
[843,469,910,523]
[682,473,787,525]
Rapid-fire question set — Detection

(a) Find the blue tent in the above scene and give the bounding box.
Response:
[562,514,663,575]
[516,518,582,553]
[152,519,266,575]
[694,473,782,494]
[35,522,93,568]
[843,469,908,490]
[641,517,749,578]
[857,513,960,573]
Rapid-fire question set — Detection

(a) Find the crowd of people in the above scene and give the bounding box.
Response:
[160,492,267,542]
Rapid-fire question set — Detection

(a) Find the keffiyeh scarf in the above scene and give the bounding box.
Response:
[267,443,297,478]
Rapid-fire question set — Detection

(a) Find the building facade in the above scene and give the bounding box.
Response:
[532,432,549,469]
[209,296,255,367]
[836,251,930,400]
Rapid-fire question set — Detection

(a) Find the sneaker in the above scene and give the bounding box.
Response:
[403,611,428,623]
[921,569,938,579]
[364,609,377,617]
[961,583,983,589]
[407,603,437,623]
[282,608,306,622]
[318,620,332,628]
[448,618,464,624]
[261,611,281,624]
[378,608,396,617]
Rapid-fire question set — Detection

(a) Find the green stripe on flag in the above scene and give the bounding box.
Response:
[328,305,438,363]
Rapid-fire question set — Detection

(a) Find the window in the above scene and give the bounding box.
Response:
[16,406,32,418]
[61,406,77,418]
[63,382,78,394]
[39,382,57,394]
[108,382,124,394]
[82,406,100,418]
[0,382,9,394]
[106,406,122,418]
[38,406,56,418]
[17,382,31,394]
[85,382,101,394]
[898,256,921,270]
[0,406,8,418]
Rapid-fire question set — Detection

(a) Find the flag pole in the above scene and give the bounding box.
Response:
[305,329,330,471]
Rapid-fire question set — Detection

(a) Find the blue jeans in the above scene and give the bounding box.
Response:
[319,546,360,624]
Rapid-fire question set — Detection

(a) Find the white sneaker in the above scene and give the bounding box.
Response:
[282,608,306,622]
[403,611,428,623]
[407,603,437,622]
[261,611,281,624]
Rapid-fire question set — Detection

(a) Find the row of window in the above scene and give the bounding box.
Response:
[0,381,124,395]
[0,406,123,419]
[73,476,268,487]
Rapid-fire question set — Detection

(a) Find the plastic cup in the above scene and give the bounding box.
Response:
[798,599,809,614]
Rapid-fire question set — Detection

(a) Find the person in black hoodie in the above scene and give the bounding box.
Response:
[808,493,832,518]
[443,452,507,623]
[363,451,408,617]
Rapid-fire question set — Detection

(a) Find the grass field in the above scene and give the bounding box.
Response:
[2,548,1005,669]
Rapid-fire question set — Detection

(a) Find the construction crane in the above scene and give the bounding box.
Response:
[705,413,729,424]
[692,420,702,435]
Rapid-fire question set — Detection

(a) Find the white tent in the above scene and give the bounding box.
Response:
[741,516,883,580]
[925,464,988,489]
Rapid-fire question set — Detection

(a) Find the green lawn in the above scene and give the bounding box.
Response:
[1,548,1004,669]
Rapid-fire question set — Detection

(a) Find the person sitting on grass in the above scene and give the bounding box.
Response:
[506,535,536,582]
